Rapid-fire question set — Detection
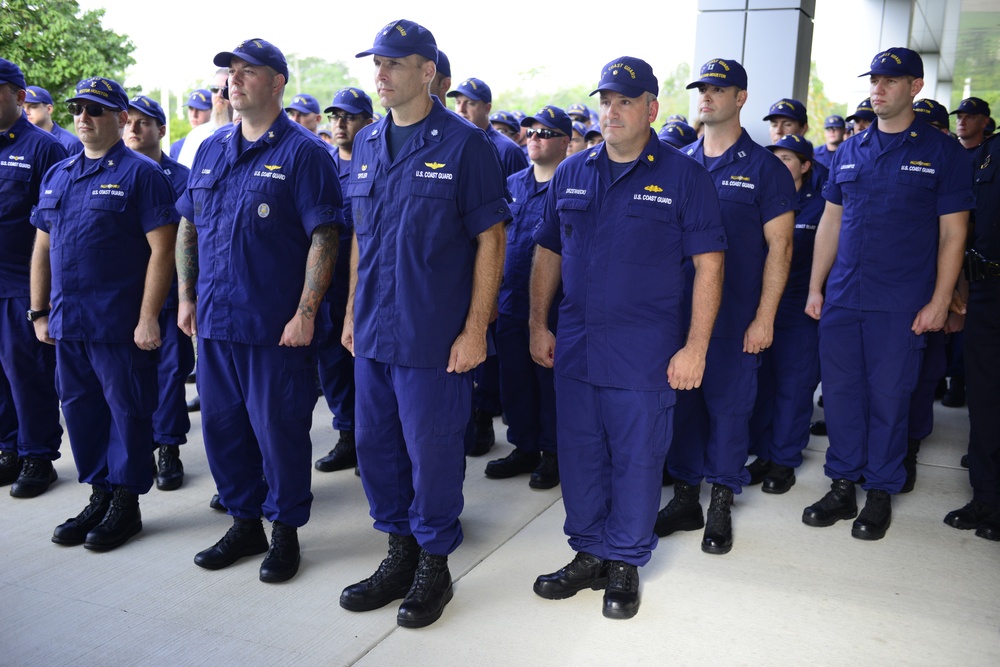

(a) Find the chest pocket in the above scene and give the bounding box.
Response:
[32,192,62,233]
[894,167,937,190]
[616,200,679,266]
[245,177,292,226]
[346,180,374,236]
[401,178,459,238]
[831,168,860,203]
[556,195,592,257]
[188,174,219,226]
[0,166,32,217]
[975,159,996,187]
[85,189,131,248]
[717,183,758,207]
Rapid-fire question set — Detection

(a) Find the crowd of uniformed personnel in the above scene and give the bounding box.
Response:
[1,19,998,627]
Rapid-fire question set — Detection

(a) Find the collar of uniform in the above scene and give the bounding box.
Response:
[364,96,450,147]
[858,117,924,149]
[687,127,754,169]
[66,138,128,177]
[1,111,31,145]
[224,112,293,162]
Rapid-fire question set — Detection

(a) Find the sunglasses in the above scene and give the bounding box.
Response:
[67,102,116,117]
[525,128,566,140]
[328,112,361,124]
[210,86,225,94]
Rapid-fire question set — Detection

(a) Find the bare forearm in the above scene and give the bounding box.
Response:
[30,231,52,311]
[756,214,794,324]
[141,225,178,321]
[687,251,724,352]
[345,233,358,320]
[808,203,842,295]
[297,224,339,320]
[465,223,505,336]
[930,212,969,307]
[176,217,199,303]
[529,245,561,331]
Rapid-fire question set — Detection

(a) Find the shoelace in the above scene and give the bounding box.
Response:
[608,564,633,589]
[21,458,44,477]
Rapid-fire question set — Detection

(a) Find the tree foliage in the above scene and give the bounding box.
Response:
[1,0,136,128]
[285,56,360,109]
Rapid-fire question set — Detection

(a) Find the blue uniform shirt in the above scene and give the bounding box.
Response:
[156,152,190,310]
[534,130,727,391]
[0,113,68,297]
[823,118,975,312]
[50,122,83,155]
[348,97,511,368]
[486,124,529,178]
[813,144,835,170]
[972,135,1000,258]
[683,129,797,337]
[31,140,179,342]
[777,173,825,324]
[176,113,344,346]
[327,150,355,311]
[500,165,561,323]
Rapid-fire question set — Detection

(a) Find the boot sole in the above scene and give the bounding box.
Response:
[340,583,414,611]
[603,599,640,620]
[156,476,183,491]
[802,508,857,527]
[533,576,608,600]
[653,515,705,538]
[194,543,268,570]
[84,522,142,552]
[260,555,301,583]
[397,585,454,628]
[701,539,733,555]
[528,477,559,490]
[851,518,891,541]
[761,476,796,495]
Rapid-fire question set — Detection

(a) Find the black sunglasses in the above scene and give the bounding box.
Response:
[67,102,115,117]
[210,86,225,94]
[525,128,566,140]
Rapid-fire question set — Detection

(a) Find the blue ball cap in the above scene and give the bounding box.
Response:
[913,99,950,128]
[592,57,658,98]
[447,77,492,104]
[860,47,923,79]
[436,50,451,78]
[824,114,845,129]
[687,58,748,90]
[567,103,590,119]
[950,97,991,117]
[766,133,814,160]
[490,111,520,134]
[324,87,374,117]
[763,98,807,124]
[285,93,321,115]
[356,19,438,65]
[846,98,876,122]
[521,105,573,137]
[571,120,588,137]
[0,58,27,90]
[25,86,54,105]
[215,38,289,82]
[658,121,697,149]
[666,113,688,124]
[128,95,166,125]
[185,89,212,110]
[585,125,603,140]
[67,77,129,110]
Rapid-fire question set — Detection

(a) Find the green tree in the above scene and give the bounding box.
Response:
[806,60,846,147]
[285,56,360,109]
[2,0,135,128]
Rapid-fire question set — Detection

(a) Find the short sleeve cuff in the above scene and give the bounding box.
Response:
[937,190,976,217]
[463,196,511,238]
[682,225,727,257]
[302,205,346,237]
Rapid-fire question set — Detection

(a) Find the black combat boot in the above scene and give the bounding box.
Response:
[341,533,421,611]
[396,550,453,628]
[653,481,704,537]
[84,486,142,551]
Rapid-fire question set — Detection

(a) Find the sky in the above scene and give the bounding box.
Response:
[77,0,867,107]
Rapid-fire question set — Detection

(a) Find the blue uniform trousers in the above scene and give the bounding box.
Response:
[555,375,671,566]
[198,338,316,527]
[152,308,194,446]
[56,340,156,494]
[965,280,1000,507]
[909,331,946,441]
[667,337,758,492]
[354,358,470,556]
[316,299,355,432]
[0,296,62,459]
[496,315,556,454]
[749,320,820,468]
[473,322,501,415]
[819,306,924,493]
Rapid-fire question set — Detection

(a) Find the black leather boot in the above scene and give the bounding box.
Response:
[52,486,112,545]
[653,481,703,537]
[0,450,19,486]
[745,458,771,485]
[396,550,453,628]
[314,431,357,472]
[84,486,142,551]
[529,451,560,489]
[762,463,796,494]
[900,439,920,493]
[702,484,734,555]
[802,479,858,527]
[534,551,608,599]
[603,561,640,619]
[341,533,420,611]
[10,457,57,498]
[155,444,184,491]
[852,489,892,540]
[194,516,268,570]
[468,410,495,457]
[259,521,300,583]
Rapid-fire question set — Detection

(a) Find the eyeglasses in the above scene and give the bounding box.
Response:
[210,86,225,94]
[525,128,566,140]
[328,112,361,124]
[67,102,114,117]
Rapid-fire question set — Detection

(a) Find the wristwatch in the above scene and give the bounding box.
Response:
[26,308,50,322]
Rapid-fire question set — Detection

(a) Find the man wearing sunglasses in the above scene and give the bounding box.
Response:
[313,87,375,475]
[30,76,180,551]
[531,57,725,619]
[485,106,571,491]
[177,69,233,168]
[0,59,67,499]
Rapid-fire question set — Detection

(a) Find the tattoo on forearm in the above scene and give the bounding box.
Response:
[298,225,338,319]
[176,219,200,302]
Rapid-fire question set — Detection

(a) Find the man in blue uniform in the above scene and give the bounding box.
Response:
[170,88,212,159]
[803,48,973,540]
[285,93,323,134]
[813,115,846,169]
[657,58,795,555]
[0,59,66,498]
[31,76,179,551]
[531,57,725,619]
[24,85,83,154]
[176,38,344,582]
[485,105,572,489]
[313,87,374,474]
[124,95,193,492]
[339,20,509,629]
[846,98,876,134]
[953,97,990,152]
[945,132,1000,541]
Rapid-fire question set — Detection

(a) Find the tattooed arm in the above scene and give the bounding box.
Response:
[279,224,339,347]
[176,217,199,337]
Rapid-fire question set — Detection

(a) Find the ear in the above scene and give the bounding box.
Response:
[911,77,925,97]
[736,89,748,108]
[422,58,436,84]
[158,124,166,139]
[648,98,659,124]
[116,110,129,129]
